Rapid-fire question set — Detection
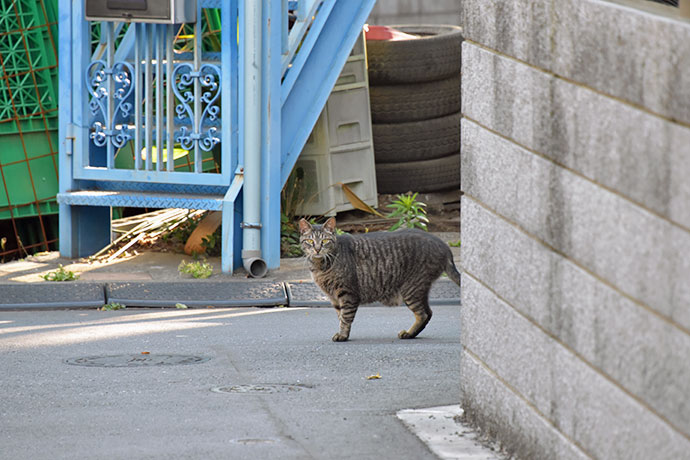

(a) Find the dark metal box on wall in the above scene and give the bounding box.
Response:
[85,0,196,23]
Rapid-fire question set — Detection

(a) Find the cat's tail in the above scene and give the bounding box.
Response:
[445,256,462,287]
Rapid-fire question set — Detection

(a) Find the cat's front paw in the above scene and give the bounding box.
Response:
[398,330,413,339]
[332,332,349,342]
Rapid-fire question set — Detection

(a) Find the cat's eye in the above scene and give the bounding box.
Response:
[303,239,314,245]
[323,239,334,246]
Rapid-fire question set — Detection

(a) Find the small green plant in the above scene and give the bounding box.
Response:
[201,228,221,257]
[41,265,80,282]
[280,166,308,258]
[100,302,126,311]
[448,240,461,247]
[175,303,189,309]
[280,213,304,258]
[178,260,213,279]
[387,192,429,231]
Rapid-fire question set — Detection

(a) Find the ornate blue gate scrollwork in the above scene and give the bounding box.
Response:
[172,63,222,152]
[85,60,135,148]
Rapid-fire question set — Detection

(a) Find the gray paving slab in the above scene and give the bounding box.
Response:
[106,281,288,308]
[285,280,331,307]
[0,282,105,309]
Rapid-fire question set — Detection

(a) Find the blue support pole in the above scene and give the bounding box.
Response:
[59,0,111,258]
[260,0,283,270]
[57,0,73,257]
[221,0,242,274]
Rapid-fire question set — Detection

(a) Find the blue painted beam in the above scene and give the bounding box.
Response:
[260,0,283,270]
[222,172,244,273]
[280,0,377,186]
[73,166,228,186]
[57,190,225,210]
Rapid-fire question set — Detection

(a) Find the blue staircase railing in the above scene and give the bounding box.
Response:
[58,0,376,274]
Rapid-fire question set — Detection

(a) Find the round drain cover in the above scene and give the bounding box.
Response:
[65,354,211,367]
[211,384,311,394]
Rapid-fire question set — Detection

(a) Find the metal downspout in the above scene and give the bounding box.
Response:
[241,0,267,277]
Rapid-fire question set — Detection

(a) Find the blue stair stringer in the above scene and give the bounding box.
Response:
[280,0,378,186]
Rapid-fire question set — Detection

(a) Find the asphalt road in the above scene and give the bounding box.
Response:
[0,305,461,460]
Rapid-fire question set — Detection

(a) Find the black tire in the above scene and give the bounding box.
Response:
[373,112,460,163]
[369,74,461,124]
[376,153,460,194]
[367,25,463,85]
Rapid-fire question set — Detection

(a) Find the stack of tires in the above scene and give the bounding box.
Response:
[366,25,463,194]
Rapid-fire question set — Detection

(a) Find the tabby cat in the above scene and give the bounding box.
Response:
[299,217,461,342]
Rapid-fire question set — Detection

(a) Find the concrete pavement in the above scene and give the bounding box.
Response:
[0,305,502,460]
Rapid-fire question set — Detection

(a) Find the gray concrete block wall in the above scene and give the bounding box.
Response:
[459,0,690,458]
[462,274,690,460]
[367,0,461,25]
[461,0,690,123]
[462,44,690,230]
[462,195,690,439]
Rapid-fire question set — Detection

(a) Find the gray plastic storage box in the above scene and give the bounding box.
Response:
[292,32,378,217]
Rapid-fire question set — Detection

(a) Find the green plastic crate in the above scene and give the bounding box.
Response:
[0,0,59,134]
[0,0,59,220]
[0,130,59,220]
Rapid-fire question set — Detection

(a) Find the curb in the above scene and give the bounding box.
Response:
[0,279,461,310]
[0,283,105,310]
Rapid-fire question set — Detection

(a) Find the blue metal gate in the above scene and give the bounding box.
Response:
[58,0,377,274]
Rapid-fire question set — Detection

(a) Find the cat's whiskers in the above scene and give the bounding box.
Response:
[300,255,310,268]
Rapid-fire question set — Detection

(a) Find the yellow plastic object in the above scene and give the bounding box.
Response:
[140,146,189,163]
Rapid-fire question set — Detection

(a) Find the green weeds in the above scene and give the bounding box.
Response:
[387,192,429,231]
[178,260,213,279]
[41,265,79,282]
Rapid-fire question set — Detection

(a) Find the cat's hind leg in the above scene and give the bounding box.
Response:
[399,290,432,339]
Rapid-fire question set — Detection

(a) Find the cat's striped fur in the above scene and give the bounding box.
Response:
[299,217,461,342]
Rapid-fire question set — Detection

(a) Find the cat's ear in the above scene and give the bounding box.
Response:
[323,217,336,233]
[298,218,312,234]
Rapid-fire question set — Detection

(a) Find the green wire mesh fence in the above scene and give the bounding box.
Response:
[0,0,59,260]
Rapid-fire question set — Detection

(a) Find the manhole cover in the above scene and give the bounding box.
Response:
[211,384,312,394]
[64,354,211,367]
